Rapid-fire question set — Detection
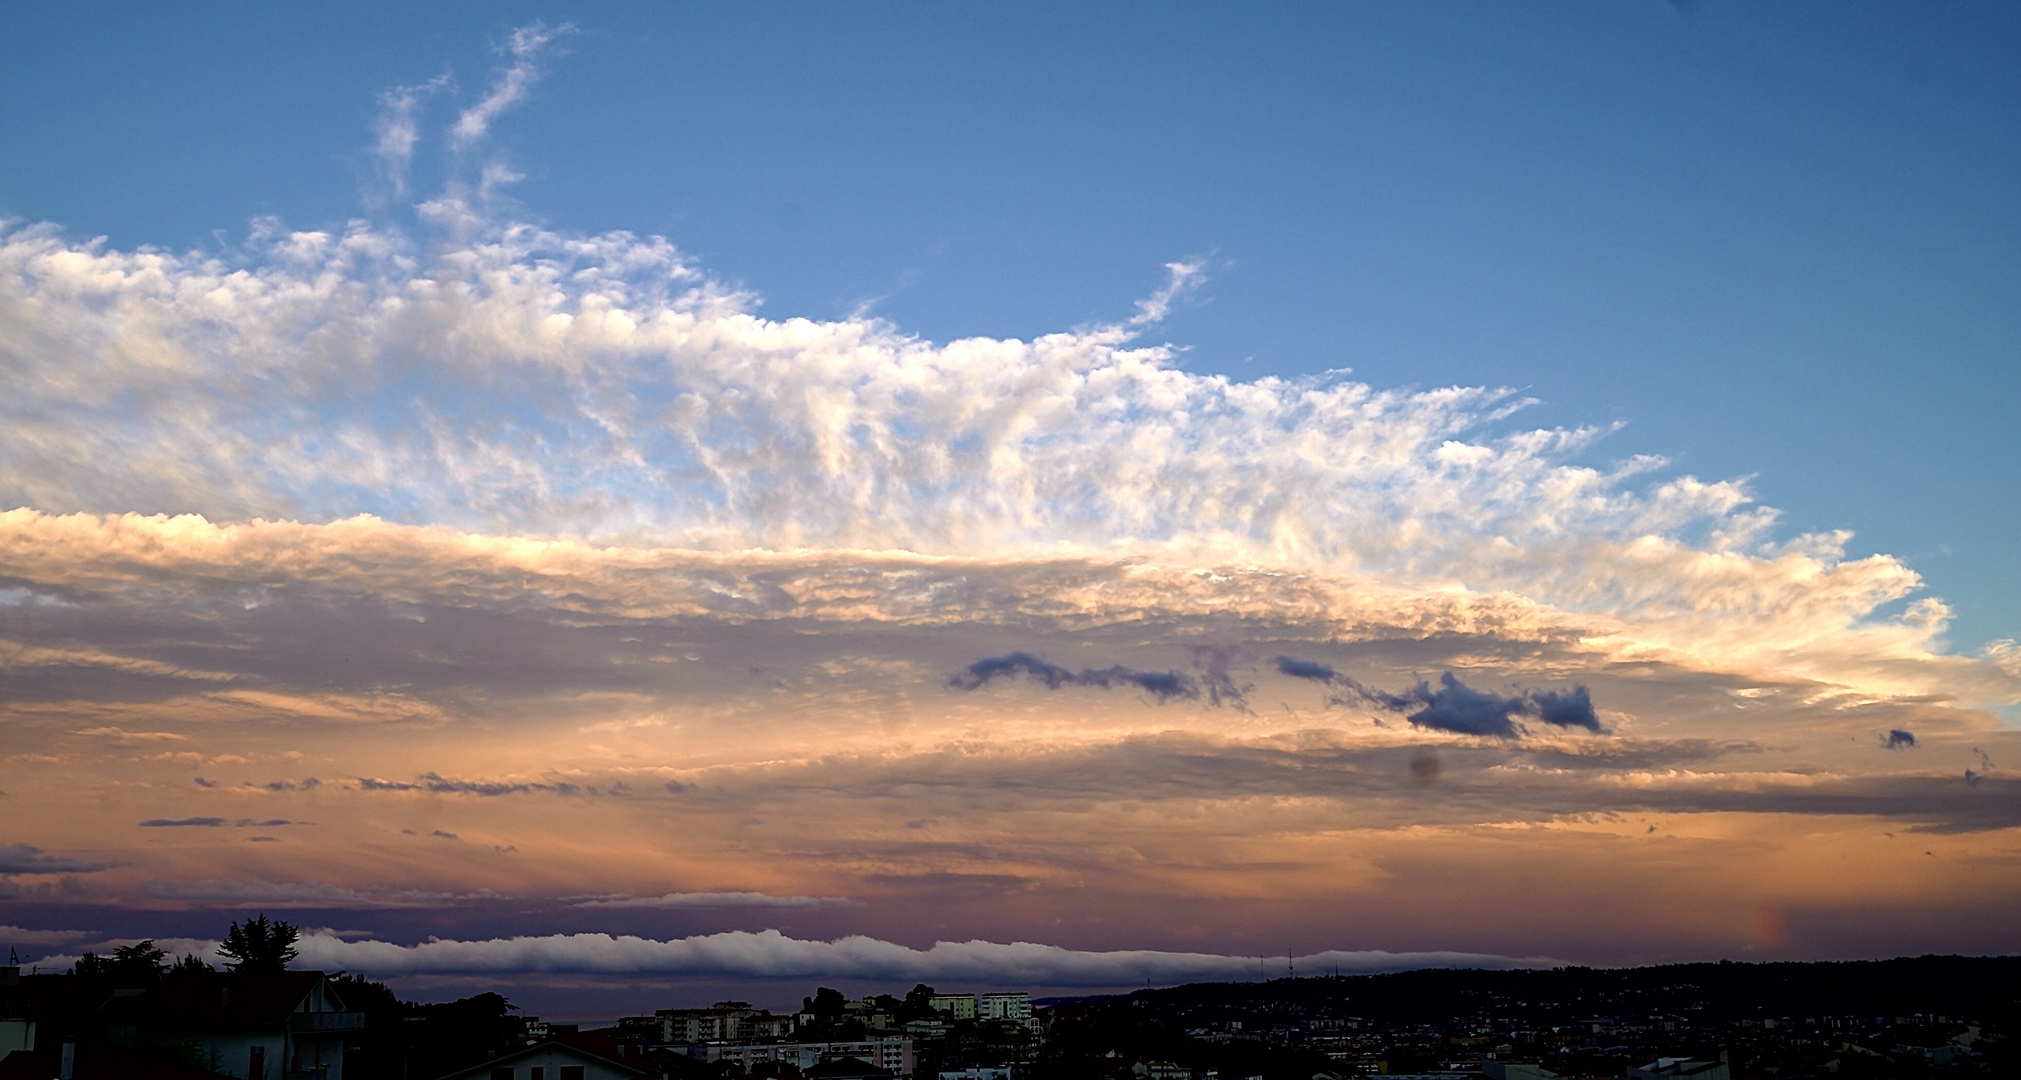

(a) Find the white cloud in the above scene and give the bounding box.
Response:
[452,23,571,151]
[373,75,451,198]
[284,928,1548,986]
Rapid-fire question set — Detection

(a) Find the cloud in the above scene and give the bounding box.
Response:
[359,773,584,797]
[138,817,227,828]
[285,927,1550,985]
[139,879,499,909]
[1883,729,1917,749]
[372,74,450,197]
[1280,662,1605,737]
[73,726,188,744]
[0,844,113,874]
[0,202,1994,713]
[1275,656,1337,682]
[572,892,856,910]
[949,652,1198,704]
[451,22,572,151]
[0,925,96,947]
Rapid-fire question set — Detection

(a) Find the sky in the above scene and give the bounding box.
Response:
[1,1,2018,1019]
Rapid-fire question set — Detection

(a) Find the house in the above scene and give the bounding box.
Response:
[803,1056,897,1080]
[430,1037,646,1080]
[0,967,359,1080]
[1627,1060,1729,1080]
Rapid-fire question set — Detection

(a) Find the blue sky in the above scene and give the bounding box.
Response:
[3,3,2020,1015]
[4,1,2017,647]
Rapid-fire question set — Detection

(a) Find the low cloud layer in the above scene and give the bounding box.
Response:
[258,929,1547,985]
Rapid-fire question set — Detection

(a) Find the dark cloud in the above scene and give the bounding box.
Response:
[192,777,216,788]
[1883,729,1917,750]
[0,843,114,874]
[432,830,460,841]
[359,773,582,796]
[664,780,692,794]
[234,819,300,828]
[949,651,1198,704]
[263,778,320,791]
[1276,659,1605,737]
[1275,656,1337,682]
[1187,640,1253,710]
[138,817,227,827]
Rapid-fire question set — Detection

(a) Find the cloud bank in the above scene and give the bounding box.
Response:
[3,25,2018,985]
[255,929,1543,985]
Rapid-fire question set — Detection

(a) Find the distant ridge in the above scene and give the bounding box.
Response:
[1038,954,2021,1021]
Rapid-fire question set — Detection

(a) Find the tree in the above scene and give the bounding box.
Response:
[111,939,169,977]
[73,942,169,979]
[169,952,215,975]
[216,914,300,972]
[802,986,848,1017]
[900,983,939,1021]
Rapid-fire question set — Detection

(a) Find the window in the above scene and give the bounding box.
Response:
[560,1067,586,1080]
[532,1069,546,1080]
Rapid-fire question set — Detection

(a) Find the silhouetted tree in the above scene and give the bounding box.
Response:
[803,986,848,1017]
[169,952,214,975]
[68,940,170,979]
[901,983,939,1021]
[216,914,299,972]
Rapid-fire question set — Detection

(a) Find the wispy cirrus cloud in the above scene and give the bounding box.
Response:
[451,22,572,151]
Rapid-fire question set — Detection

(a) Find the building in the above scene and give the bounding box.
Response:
[431,1037,646,1080]
[649,1002,794,1043]
[699,1038,915,1077]
[1627,1060,1730,1080]
[804,1057,899,1080]
[0,965,359,1080]
[939,1067,1014,1080]
[928,996,975,1022]
[976,995,1030,1025]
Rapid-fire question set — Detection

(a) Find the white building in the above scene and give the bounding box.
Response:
[978,994,1031,1024]
[434,1039,646,1080]
[929,995,977,1021]
[701,1038,916,1077]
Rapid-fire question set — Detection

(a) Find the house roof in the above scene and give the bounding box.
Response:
[0,1046,235,1080]
[126,970,336,1024]
[5,970,339,1027]
[805,1055,899,1080]
[431,1037,648,1080]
